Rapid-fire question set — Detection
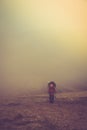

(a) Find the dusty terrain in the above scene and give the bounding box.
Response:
[0,91,87,130]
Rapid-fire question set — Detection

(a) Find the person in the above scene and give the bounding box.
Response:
[48,81,56,103]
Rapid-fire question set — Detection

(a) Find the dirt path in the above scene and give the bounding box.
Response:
[0,96,87,130]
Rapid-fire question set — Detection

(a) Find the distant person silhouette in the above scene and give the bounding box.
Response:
[48,81,56,103]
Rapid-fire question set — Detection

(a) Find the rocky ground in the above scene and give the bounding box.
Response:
[0,92,87,130]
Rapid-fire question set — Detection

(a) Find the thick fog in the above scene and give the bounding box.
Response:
[0,0,87,96]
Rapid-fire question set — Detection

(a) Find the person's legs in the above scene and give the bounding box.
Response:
[51,95,54,103]
[49,94,54,103]
[49,94,51,103]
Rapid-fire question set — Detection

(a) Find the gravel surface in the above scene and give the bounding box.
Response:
[0,94,87,130]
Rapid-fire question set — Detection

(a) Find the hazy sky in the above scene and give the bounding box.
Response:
[0,0,87,95]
